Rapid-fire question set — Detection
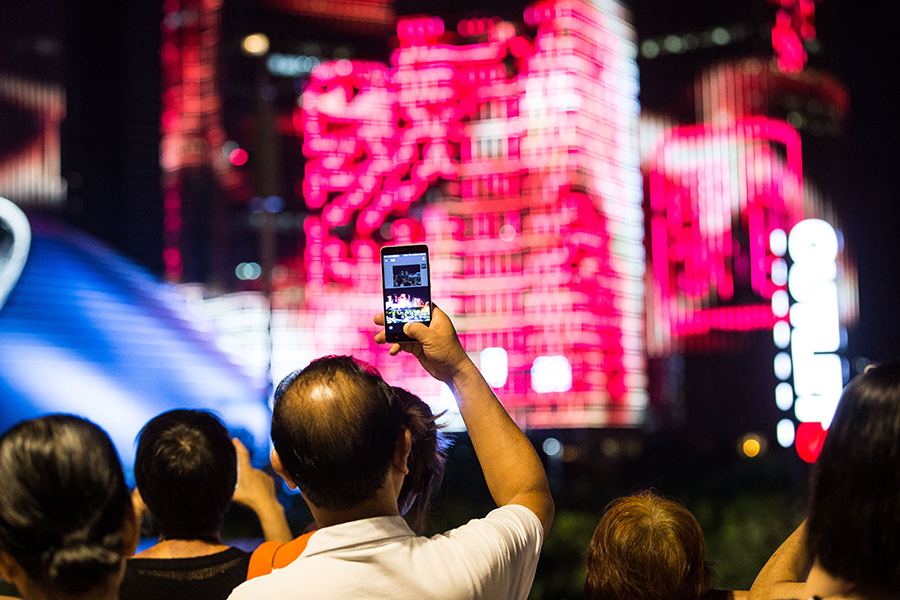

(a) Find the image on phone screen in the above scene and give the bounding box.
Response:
[381,245,431,342]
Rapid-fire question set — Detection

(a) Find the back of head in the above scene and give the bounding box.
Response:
[394,387,451,533]
[807,361,900,593]
[0,415,131,595]
[271,356,403,511]
[135,409,237,540]
[585,491,712,600]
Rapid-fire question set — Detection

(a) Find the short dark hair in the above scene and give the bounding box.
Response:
[134,409,237,540]
[807,361,900,593]
[394,387,451,534]
[271,356,403,511]
[0,415,131,594]
[585,491,713,600]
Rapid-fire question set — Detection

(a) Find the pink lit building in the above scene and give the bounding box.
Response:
[296,0,646,428]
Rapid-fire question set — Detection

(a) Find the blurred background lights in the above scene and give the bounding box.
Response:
[235,262,262,280]
[710,27,731,45]
[222,140,239,156]
[775,381,794,411]
[228,147,248,166]
[542,437,562,457]
[769,228,788,257]
[771,258,788,286]
[241,33,270,56]
[776,419,796,447]
[773,320,791,348]
[498,224,516,242]
[771,289,789,317]
[479,347,509,388]
[739,433,766,458]
[774,352,792,380]
[795,422,828,464]
[531,356,573,394]
[788,219,839,264]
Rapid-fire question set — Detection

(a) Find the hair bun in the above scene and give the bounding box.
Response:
[44,535,122,594]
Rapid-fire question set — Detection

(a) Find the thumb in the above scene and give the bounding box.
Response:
[403,321,430,341]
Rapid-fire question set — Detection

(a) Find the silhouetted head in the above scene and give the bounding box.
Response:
[0,415,133,596]
[271,356,404,511]
[807,361,900,594]
[134,409,237,541]
[585,491,713,600]
[394,387,450,533]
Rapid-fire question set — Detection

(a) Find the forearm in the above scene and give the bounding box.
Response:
[251,497,293,543]
[748,520,809,600]
[448,360,554,535]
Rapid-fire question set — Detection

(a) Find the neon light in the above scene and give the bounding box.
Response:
[480,347,509,388]
[295,0,646,428]
[776,418,795,447]
[531,356,573,394]
[795,421,827,464]
[769,0,819,72]
[646,118,804,354]
[787,219,844,461]
[775,381,794,411]
[774,352,792,380]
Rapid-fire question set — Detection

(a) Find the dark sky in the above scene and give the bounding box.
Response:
[799,0,900,362]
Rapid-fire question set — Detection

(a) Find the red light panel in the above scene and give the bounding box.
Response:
[297,0,646,429]
[646,117,804,355]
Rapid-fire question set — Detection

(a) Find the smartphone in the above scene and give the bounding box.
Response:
[381,244,431,343]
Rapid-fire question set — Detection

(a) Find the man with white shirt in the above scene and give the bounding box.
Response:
[228,306,554,600]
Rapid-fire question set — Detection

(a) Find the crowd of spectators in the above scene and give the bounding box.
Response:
[1,309,898,600]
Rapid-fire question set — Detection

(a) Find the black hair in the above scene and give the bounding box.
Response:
[134,409,237,541]
[0,415,131,594]
[394,387,451,534]
[807,361,900,593]
[271,356,404,511]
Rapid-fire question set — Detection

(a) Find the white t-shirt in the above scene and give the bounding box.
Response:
[227,504,544,600]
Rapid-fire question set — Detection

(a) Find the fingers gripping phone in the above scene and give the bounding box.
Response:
[381,244,432,343]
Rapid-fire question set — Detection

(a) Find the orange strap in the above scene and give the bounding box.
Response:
[246,531,315,580]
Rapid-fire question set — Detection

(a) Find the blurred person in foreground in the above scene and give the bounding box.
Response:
[0,415,138,600]
[228,306,554,600]
[585,491,747,600]
[120,409,291,600]
[749,361,900,600]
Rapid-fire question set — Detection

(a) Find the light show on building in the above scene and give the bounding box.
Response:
[140,0,862,456]
[5,0,899,595]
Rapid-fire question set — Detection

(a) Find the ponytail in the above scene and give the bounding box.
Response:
[0,415,131,594]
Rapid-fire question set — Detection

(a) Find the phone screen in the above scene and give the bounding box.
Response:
[381,244,431,342]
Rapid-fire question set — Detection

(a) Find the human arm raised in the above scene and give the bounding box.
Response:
[747,520,809,600]
[375,306,554,537]
[231,438,293,543]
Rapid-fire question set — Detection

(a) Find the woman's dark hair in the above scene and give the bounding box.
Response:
[134,409,237,540]
[271,356,404,511]
[0,415,131,594]
[394,387,451,534]
[806,361,900,593]
[585,491,713,600]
